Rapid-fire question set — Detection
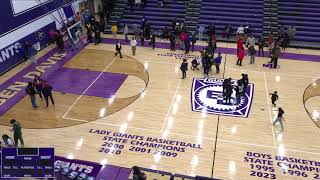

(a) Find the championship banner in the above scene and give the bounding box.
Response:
[191,77,254,118]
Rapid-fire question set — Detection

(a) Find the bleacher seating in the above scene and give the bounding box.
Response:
[121,0,188,32]
[106,0,320,48]
[278,0,320,46]
[198,0,264,38]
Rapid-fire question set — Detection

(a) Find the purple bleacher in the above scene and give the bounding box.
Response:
[121,0,188,31]
[278,0,320,43]
[198,0,264,38]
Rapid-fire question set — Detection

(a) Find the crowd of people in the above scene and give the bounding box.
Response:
[25,76,55,109]
[221,73,249,105]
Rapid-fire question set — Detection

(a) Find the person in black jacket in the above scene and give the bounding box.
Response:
[180,59,188,79]
[241,73,249,91]
[149,34,156,49]
[115,41,123,58]
[169,32,176,51]
[225,78,233,104]
[94,21,101,45]
[25,82,38,109]
[191,32,196,52]
[270,91,279,107]
[140,33,145,46]
[42,81,55,107]
[132,166,146,180]
[87,27,93,43]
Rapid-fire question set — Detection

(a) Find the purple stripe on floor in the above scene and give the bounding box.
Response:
[101,38,320,62]
[0,42,87,116]
[95,165,131,180]
[48,68,127,98]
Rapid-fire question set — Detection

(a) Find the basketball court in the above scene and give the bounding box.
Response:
[0,34,320,179]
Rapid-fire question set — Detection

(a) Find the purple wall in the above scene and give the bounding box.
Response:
[0,22,56,75]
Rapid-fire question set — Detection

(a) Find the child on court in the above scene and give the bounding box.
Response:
[270,91,279,107]
[273,107,285,131]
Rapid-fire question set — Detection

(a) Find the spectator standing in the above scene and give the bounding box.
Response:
[94,21,101,45]
[287,26,296,42]
[268,32,274,54]
[191,32,196,52]
[271,43,281,69]
[140,33,145,46]
[258,36,265,57]
[248,45,256,64]
[29,44,38,64]
[222,24,232,39]
[124,24,129,42]
[87,26,93,43]
[150,34,156,49]
[237,25,245,37]
[169,33,176,51]
[10,119,24,147]
[17,44,28,63]
[246,34,255,49]
[198,25,205,42]
[179,32,186,50]
[241,73,249,91]
[145,23,151,40]
[172,17,177,31]
[33,76,43,100]
[55,30,64,52]
[42,81,55,107]
[131,37,137,56]
[25,82,38,109]
[237,38,244,55]
[237,46,244,66]
[111,24,118,39]
[115,41,123,58]
[184,35,190,54]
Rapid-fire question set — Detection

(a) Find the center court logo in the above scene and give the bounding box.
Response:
[191,77,254,118]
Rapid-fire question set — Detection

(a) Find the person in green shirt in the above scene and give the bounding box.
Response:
[10,119,24,147]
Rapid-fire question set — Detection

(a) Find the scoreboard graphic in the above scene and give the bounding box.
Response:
[0,148,55,178]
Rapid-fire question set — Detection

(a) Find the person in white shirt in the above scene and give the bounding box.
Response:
[237,25,244,36]
[131,37,137,56]
[124,24,129,41]
[2,134,15,147]
[135,0,141,7]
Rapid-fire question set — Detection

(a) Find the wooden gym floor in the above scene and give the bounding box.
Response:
[0,34,320,179]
